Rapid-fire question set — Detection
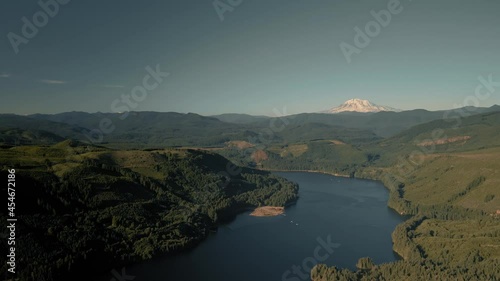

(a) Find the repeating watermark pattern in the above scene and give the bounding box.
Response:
[7,0,71,54]
[213,0,243,22]
[83,64,169,144]
[444,74,500,129]
[384,73,499,189]
[48,64,169,179]
[110,267,135,281]
[339,0,405,64]
[200,106,292,190]
[282,235,341,281]
[179,106,293,228]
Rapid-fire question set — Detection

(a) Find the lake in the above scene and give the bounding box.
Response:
[124,172,405,281]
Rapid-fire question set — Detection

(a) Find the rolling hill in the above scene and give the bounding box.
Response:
[310,111,500,281]
[0,141,298,280]
[1,107,500,281]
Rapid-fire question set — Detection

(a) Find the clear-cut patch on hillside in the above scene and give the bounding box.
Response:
[330,140,346,145]
[416,136,471,147]
[226,140,255,149]
[251,149,269,163]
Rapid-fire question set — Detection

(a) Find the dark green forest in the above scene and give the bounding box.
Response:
[0,142,298,280]
[1,108,499,281]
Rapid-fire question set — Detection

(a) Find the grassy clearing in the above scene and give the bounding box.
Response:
[399,147,500,214]
[280,144,309,157]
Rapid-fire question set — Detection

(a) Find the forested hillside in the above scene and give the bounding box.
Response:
[310,113,500,280]
[1,109,499,281]
[0,141,298,280]
[214,110,500,280]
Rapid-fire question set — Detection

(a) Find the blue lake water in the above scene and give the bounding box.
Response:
[125,172,404,281]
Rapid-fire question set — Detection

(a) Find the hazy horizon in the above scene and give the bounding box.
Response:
[2,100,499,117]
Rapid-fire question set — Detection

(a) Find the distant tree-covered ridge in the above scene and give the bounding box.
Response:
[1,109,499,281]
[0,141,298,281]
[214,110,500,281]
[308,114,500,280]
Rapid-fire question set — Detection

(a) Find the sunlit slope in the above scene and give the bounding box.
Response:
[311,111,500,281]
[371,110,500,167]
[401,148,500,214]
[413,218,500,265]
[218,139,369,175]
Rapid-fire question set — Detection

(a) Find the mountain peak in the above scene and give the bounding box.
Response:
[323,99,399,114]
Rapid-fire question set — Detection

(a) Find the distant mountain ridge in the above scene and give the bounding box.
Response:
[211,113,270,124]
[0,105,499,147]
[323,98,400,114]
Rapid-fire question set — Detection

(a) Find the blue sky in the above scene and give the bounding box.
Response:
[1,0,499,116]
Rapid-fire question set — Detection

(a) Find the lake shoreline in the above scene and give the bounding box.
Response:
[259,168,352,178]
[128,170,405,280]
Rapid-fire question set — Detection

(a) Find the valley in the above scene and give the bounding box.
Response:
[0,106,499,280]
[0,142,298,280]
[3,1,499,279]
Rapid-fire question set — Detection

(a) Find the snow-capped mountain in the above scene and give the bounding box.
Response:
[323,98,399,114]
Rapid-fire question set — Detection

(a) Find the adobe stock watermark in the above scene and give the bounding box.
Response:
[339,0,404,64]
[383,73,499,190]
[110,267,135,281]
[7,0,71,54]
[205,106,293,191]
[83,64,170,144]
[282,235,341,281]
[249,106,293,148]
[213,0,243,22]
[187,105,293,227]
[443,74,500,129]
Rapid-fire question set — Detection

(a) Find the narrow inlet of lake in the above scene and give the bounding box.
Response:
[123,172,405,281]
